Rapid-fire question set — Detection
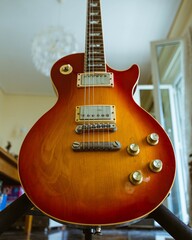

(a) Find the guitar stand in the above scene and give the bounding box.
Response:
[0,193,192,240]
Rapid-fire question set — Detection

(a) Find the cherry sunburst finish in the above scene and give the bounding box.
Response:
[18,0,175,227]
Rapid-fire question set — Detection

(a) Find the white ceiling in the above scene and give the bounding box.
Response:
[0,0,181,96]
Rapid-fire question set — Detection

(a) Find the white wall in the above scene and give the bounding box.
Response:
[0,90,57,156]
[0,89,5,127]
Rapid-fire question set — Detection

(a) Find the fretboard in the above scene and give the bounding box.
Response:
[84,0,106,72]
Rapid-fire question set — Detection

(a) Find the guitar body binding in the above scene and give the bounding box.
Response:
[18,53,176,227]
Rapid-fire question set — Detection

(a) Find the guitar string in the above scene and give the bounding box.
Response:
[98,0,109,149]
[98,1,104,148]
[91,0,94,148]
[88,0,93,149]
[88,0,92,149]
[91,0,95,147]
[87,0,111,150]
[89,1,96,147]
[95,0,102,148]
[98,0,103,148]
[99,0,110,149]
[100,0,106,150]
[91,0,99,149]
[83,0,89,149]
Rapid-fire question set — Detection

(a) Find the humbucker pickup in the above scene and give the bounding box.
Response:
[75,105,116,123]
[72,141,121,151]
[77,72,114,87]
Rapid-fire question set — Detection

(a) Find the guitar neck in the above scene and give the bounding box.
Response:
[84,0,106,72]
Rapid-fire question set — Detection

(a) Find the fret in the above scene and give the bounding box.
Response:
[87,27,102,31]
[86,63,105,68]
[87,38,103,42]
[87,65,105,68]
[87,67,106,72]
[85,61,105,65]
[87,23,101,26]
[85,62,104,66]
[85,55,104,59]
[85,54,103,57]
[86,56,104,60]
[87,40,103,44]
[89,18,100,21]
[85,65,106,72]
[86,53,104,56]
[87,59,104,62]
[86,50,103,54]
[86,38,103,42]
[86,62,105,66]
[88,15,100,19]
[87,25,102,28]
[88,19,100,23]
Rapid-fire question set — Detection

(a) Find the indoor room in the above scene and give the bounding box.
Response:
[0,0,192,239]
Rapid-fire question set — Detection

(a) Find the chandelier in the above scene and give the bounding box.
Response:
[31,27,79,77]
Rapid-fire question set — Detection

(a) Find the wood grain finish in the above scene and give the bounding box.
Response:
[18,53,175,226]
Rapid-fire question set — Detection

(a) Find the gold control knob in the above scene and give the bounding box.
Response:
[147,133,159,145]
[127,143,140,156]
[60,64,73,75]
[149,159,163,172]
[129,171,143,185]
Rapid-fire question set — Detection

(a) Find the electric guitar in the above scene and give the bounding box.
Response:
[18,0,175,227]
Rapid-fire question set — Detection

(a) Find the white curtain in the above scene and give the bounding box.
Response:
[185,26,192,224]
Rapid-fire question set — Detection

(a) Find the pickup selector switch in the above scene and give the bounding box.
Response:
[127,143,140,156]
[147,133,159,145]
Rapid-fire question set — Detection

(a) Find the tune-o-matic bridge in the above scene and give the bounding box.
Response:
[72,141,121,152]
[75,123,117,134]
[77,72,114,87]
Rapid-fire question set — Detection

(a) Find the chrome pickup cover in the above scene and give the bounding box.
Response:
[77,72,114,87]
[75,123,117,134]
[75,105,116,123]
[72,141,121,151]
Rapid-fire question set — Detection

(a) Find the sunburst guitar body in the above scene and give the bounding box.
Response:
[18,0,175,228]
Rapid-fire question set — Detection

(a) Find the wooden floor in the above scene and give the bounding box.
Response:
[0,228,173,240]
